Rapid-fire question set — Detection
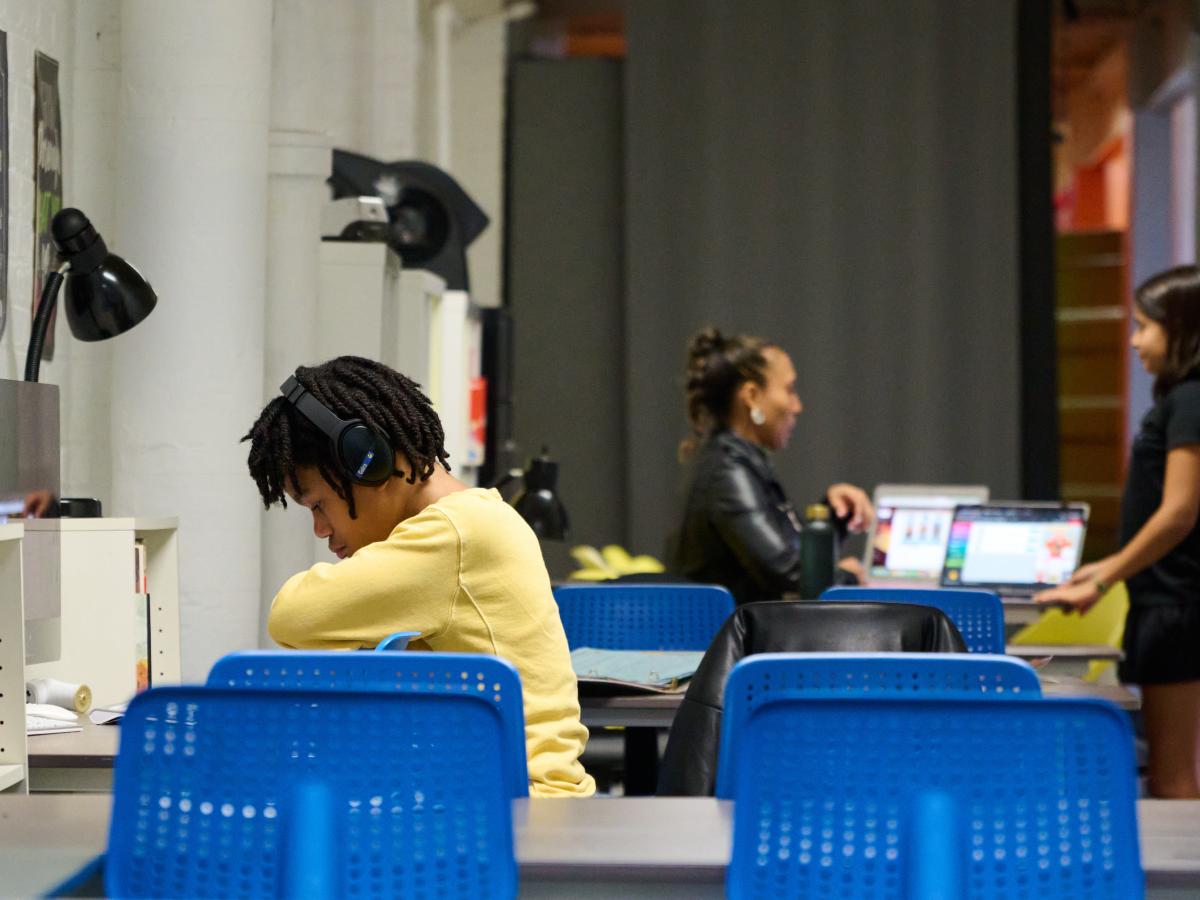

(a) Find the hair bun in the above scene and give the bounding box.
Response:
[687,326,726,363]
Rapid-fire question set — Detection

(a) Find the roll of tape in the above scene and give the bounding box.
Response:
[25,677,92,713]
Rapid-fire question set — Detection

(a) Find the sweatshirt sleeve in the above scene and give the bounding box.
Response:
[268,507,461,650]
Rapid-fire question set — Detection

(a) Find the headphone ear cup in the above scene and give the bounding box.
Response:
[338,424,395,485]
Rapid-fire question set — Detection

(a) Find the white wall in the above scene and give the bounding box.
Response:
[0,0,121,508]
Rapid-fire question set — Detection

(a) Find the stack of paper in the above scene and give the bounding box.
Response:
[570,647,705,694]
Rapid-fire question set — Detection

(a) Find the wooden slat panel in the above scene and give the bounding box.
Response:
[1058,351,1124,394]
[1059,493,1121,560]
[1057,230,1124,259]
[1059,440,1123,483]
[1057,267,1127,307]
[1056,229,1126,562]
[1058,405,1122,441]
[1056,318,1125,352]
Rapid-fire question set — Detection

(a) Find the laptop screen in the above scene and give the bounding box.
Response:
[867,485,989,581]
[941,503,1089,591]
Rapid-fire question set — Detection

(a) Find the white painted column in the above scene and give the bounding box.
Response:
[111,0,271,680]
[257,0,334,646]
[258,130,329,645]
[60,0,120,505]
[366,0,420,161]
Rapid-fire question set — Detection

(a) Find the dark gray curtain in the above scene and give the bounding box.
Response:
[508,59,627,575]
[623,0,1023,553]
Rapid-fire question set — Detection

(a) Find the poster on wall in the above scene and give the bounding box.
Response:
[32,51,62,359]
[0,33,9,340]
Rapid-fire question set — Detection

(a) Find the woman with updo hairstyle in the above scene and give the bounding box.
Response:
[669,326,874,605]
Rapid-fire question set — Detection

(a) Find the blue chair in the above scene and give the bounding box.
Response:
[106,684,517,900]
[714,652,1041,798]
[374,631,420,651]
[552,583,735,650]
[822,586,1006,654]
[720,656,1142,900]
[207,651,529,798]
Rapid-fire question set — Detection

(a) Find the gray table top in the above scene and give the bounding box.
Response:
[26,719,119,766]
[1006,643,1124,660]
[27,675,1140,767]
[1,794,1196,897]
[577,674,1140,728]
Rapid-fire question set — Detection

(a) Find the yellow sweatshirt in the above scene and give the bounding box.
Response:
[268,487,595,798]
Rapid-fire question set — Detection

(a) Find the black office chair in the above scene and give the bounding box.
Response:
[656,600,967,796]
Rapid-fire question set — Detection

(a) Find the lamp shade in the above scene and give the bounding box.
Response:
[51,208,157,341]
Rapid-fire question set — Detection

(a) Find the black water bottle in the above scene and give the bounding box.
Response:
[799,503,836,598]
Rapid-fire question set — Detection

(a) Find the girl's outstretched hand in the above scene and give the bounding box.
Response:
[1035,577,1102,614]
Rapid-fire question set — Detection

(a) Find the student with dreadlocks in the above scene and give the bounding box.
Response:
[244,355,595,797]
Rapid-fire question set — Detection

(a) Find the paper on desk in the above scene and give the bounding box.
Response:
[88,702,127,725]
[26,720,82,736]
[570,647,705,689]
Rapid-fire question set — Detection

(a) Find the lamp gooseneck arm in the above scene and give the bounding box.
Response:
[24,261,71,383]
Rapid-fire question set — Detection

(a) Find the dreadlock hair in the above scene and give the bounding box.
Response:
[679,326,776,461]
[243,356,451,519]
[1135,265,1200,400]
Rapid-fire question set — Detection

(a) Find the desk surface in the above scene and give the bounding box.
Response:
[27,720,118,767]
[1,795,1196,897]
[27,676,1140,769]
[1007,643,1124,660]
[579,674,1140,728]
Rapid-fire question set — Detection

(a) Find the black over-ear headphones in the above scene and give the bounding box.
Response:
[279,374,395,486]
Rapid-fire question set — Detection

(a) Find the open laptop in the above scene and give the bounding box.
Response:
[940,502,1090,599]
[863,484,990,587]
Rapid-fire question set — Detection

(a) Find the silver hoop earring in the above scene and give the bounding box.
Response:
[750,407,766,426]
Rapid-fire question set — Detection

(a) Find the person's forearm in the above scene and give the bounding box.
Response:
[1096,505,1196,585]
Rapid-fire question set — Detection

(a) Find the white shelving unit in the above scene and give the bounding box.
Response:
[0,523,26,793]
[24,518,180,708]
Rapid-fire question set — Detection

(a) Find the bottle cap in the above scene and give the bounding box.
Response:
[805,503,830,521]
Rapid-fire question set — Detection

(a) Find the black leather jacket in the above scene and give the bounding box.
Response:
[657,601,967,796]
[670,429,821,605]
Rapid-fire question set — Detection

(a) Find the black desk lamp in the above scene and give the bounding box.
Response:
[24,208,157,382]
[495,448,570,541]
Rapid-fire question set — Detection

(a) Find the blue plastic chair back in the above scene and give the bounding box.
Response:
[822,586,1006,654]
[721,675,1142,898]
[374,631,420,651]
[207,651,528,798]
[106,685,517,900]
[552,583,735,650]
[715,653,1042,799]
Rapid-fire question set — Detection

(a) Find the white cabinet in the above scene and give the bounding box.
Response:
[24,518,180,709]
[0,518,179,794]
[0,524,26,792]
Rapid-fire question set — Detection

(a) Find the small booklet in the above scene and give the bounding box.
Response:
[570,647,705,695]
[89,702,128,725]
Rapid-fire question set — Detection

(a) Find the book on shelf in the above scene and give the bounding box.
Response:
[133,539,150,692]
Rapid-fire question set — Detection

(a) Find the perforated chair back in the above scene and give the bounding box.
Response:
[106,685,517,900]
[207,651,528,798]
[552,583,735,650]
[721,664,1141,899]
[715,653,1042,798]
[822,586,1006,654]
